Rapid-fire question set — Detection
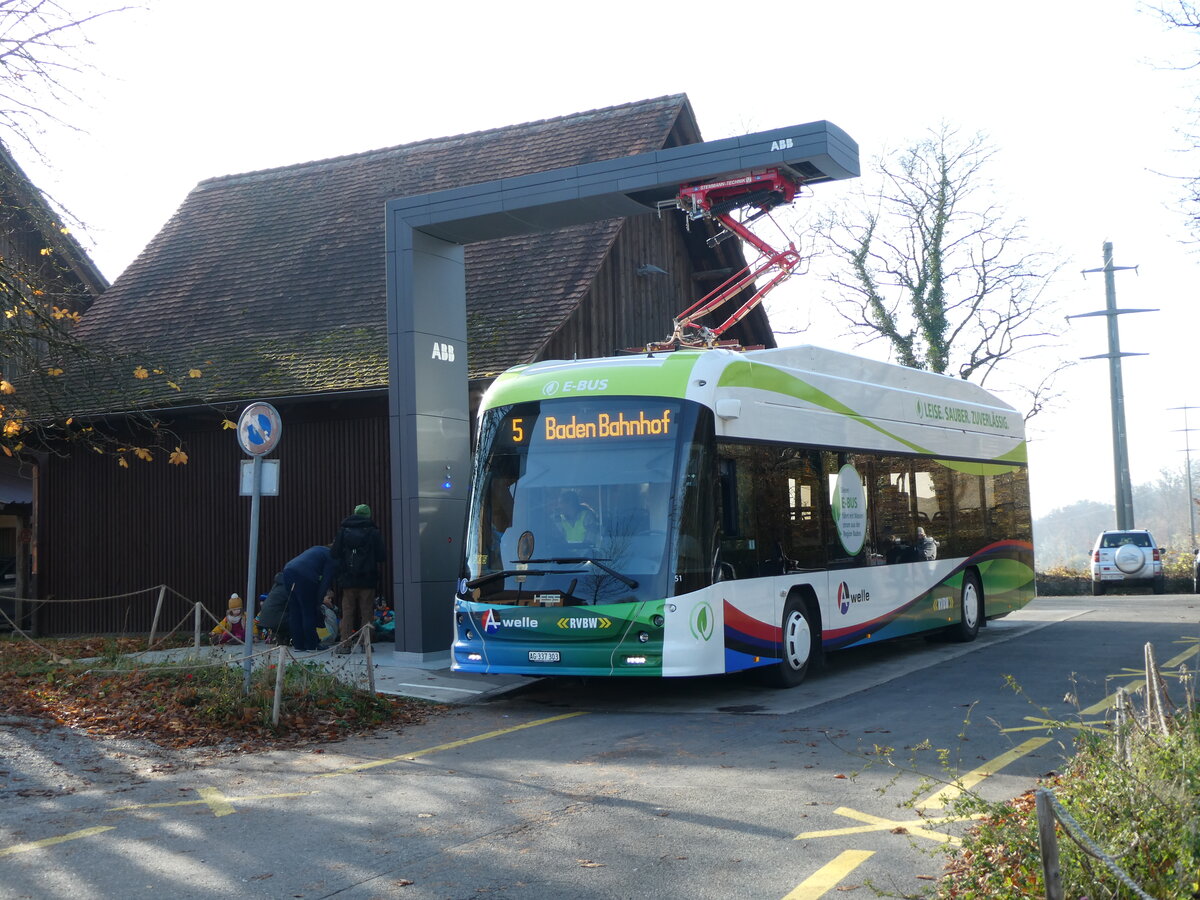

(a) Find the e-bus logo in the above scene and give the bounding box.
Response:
[542,378,609,397]
[431,342,456,362]
[837,581,870,615]
[689,601,714,641]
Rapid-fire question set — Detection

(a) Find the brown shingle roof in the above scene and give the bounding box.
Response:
[78,95,694,406]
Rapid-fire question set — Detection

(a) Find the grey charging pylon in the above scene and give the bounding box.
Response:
[385,120,860,661]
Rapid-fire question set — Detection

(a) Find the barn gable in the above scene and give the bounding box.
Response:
[35,96,776,633]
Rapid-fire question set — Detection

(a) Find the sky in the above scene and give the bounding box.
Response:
[17,0,1200,522]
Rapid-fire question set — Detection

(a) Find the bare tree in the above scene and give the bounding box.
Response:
[0,2,202,466]
[1149,2,1200,240]
[1153,1,1200,35]
[814,126,1062,387]
[0,0,128,157]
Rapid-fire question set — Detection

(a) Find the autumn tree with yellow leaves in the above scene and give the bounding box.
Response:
[0,228,200,467]
[0,2,203,468]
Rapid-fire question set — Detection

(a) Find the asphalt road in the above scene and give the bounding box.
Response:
[1,594,1196,899]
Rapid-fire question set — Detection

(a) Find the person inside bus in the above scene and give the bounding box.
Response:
[555,490,598,545]
[883,528,905,565]
[916,527,938,560]
[486,474,517,568]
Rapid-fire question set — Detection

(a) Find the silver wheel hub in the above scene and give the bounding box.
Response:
[962,582,979,629]
[783,610,811,669]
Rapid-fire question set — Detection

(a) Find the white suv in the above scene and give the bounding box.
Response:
[1090,530,1165,595]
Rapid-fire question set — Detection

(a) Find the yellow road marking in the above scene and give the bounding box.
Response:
[197,787,236,817]
[915,736,1051,810]
[108,791,313,816]
[781,849,874,899]
[1101,644,1199,698]
[316,711,588,777]
[921,639,1200,811]
[1167,642,1200,667]
[795,807,983,845]
[1000,718,1107,734]
[1083,683,1142,714]
[0,826,114,857]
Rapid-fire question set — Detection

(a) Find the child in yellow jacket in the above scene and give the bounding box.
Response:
[210,594,254,645]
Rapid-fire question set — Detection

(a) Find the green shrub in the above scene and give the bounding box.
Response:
[938,705,1200,898]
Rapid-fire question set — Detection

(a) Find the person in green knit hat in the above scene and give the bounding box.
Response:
[331,503,386,653]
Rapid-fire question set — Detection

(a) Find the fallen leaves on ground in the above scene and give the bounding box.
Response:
[0,635,448,752]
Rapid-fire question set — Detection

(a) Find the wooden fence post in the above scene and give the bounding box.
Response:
[363,628,375,695]
[1145,642,1171,735]
[1115,687,1130,764]
[147,585,167,650]
[1036,789,1064,900]
[271,646,286,726]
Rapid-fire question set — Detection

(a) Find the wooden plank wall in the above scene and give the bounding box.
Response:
[539,213,764,361]
[35,395,392,636]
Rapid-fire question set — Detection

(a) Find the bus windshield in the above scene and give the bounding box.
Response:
[462,397,714,606]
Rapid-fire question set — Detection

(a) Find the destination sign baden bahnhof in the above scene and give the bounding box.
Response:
[512,409,674,443]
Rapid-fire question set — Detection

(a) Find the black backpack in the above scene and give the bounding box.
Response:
[340,527,376,578]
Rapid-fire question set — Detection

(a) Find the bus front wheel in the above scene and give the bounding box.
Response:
[951,572,982,643]
[762,597,814,688]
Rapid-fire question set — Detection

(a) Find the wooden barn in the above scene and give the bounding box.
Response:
[31,94,777,639]
[0,141,108,626]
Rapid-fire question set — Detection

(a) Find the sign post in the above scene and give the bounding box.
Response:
[237,401,282,693]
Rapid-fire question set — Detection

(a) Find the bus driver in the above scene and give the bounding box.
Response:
[555,490,598,544]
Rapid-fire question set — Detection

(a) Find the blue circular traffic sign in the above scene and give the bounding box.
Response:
[237,401,282,456]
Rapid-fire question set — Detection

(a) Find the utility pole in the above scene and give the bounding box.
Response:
[1068,242,1155,531]
[1169,405,1200,552]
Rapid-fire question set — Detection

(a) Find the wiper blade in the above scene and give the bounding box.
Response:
[465,569,547,590]
[465,567,585,590]
[526,557,639,589]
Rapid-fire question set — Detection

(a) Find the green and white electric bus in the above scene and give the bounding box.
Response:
[452,345,1033,686]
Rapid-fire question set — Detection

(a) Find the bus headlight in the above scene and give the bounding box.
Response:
[638,631,650,643]
[651,614,664,628]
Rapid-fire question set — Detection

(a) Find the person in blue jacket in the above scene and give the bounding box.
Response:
[281,545,336,652]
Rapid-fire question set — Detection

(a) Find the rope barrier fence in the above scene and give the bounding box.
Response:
[1,583,211,646]
[2,587,383,700]
[1036,788,1155,900]
[1035,641,1192,900]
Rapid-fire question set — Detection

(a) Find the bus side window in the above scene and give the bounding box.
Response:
[717,456,747,579]
[783,450,825,569]
[718,458,739,537]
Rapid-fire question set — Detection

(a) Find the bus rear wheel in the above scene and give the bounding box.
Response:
[950,571,982,643]
[762,597,813,688]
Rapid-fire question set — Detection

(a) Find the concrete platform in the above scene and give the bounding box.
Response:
[114,641,533,706]
[320,644,535,704]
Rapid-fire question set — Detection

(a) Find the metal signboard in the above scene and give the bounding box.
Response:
[237,401,282,457]
[239,459,280,496]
